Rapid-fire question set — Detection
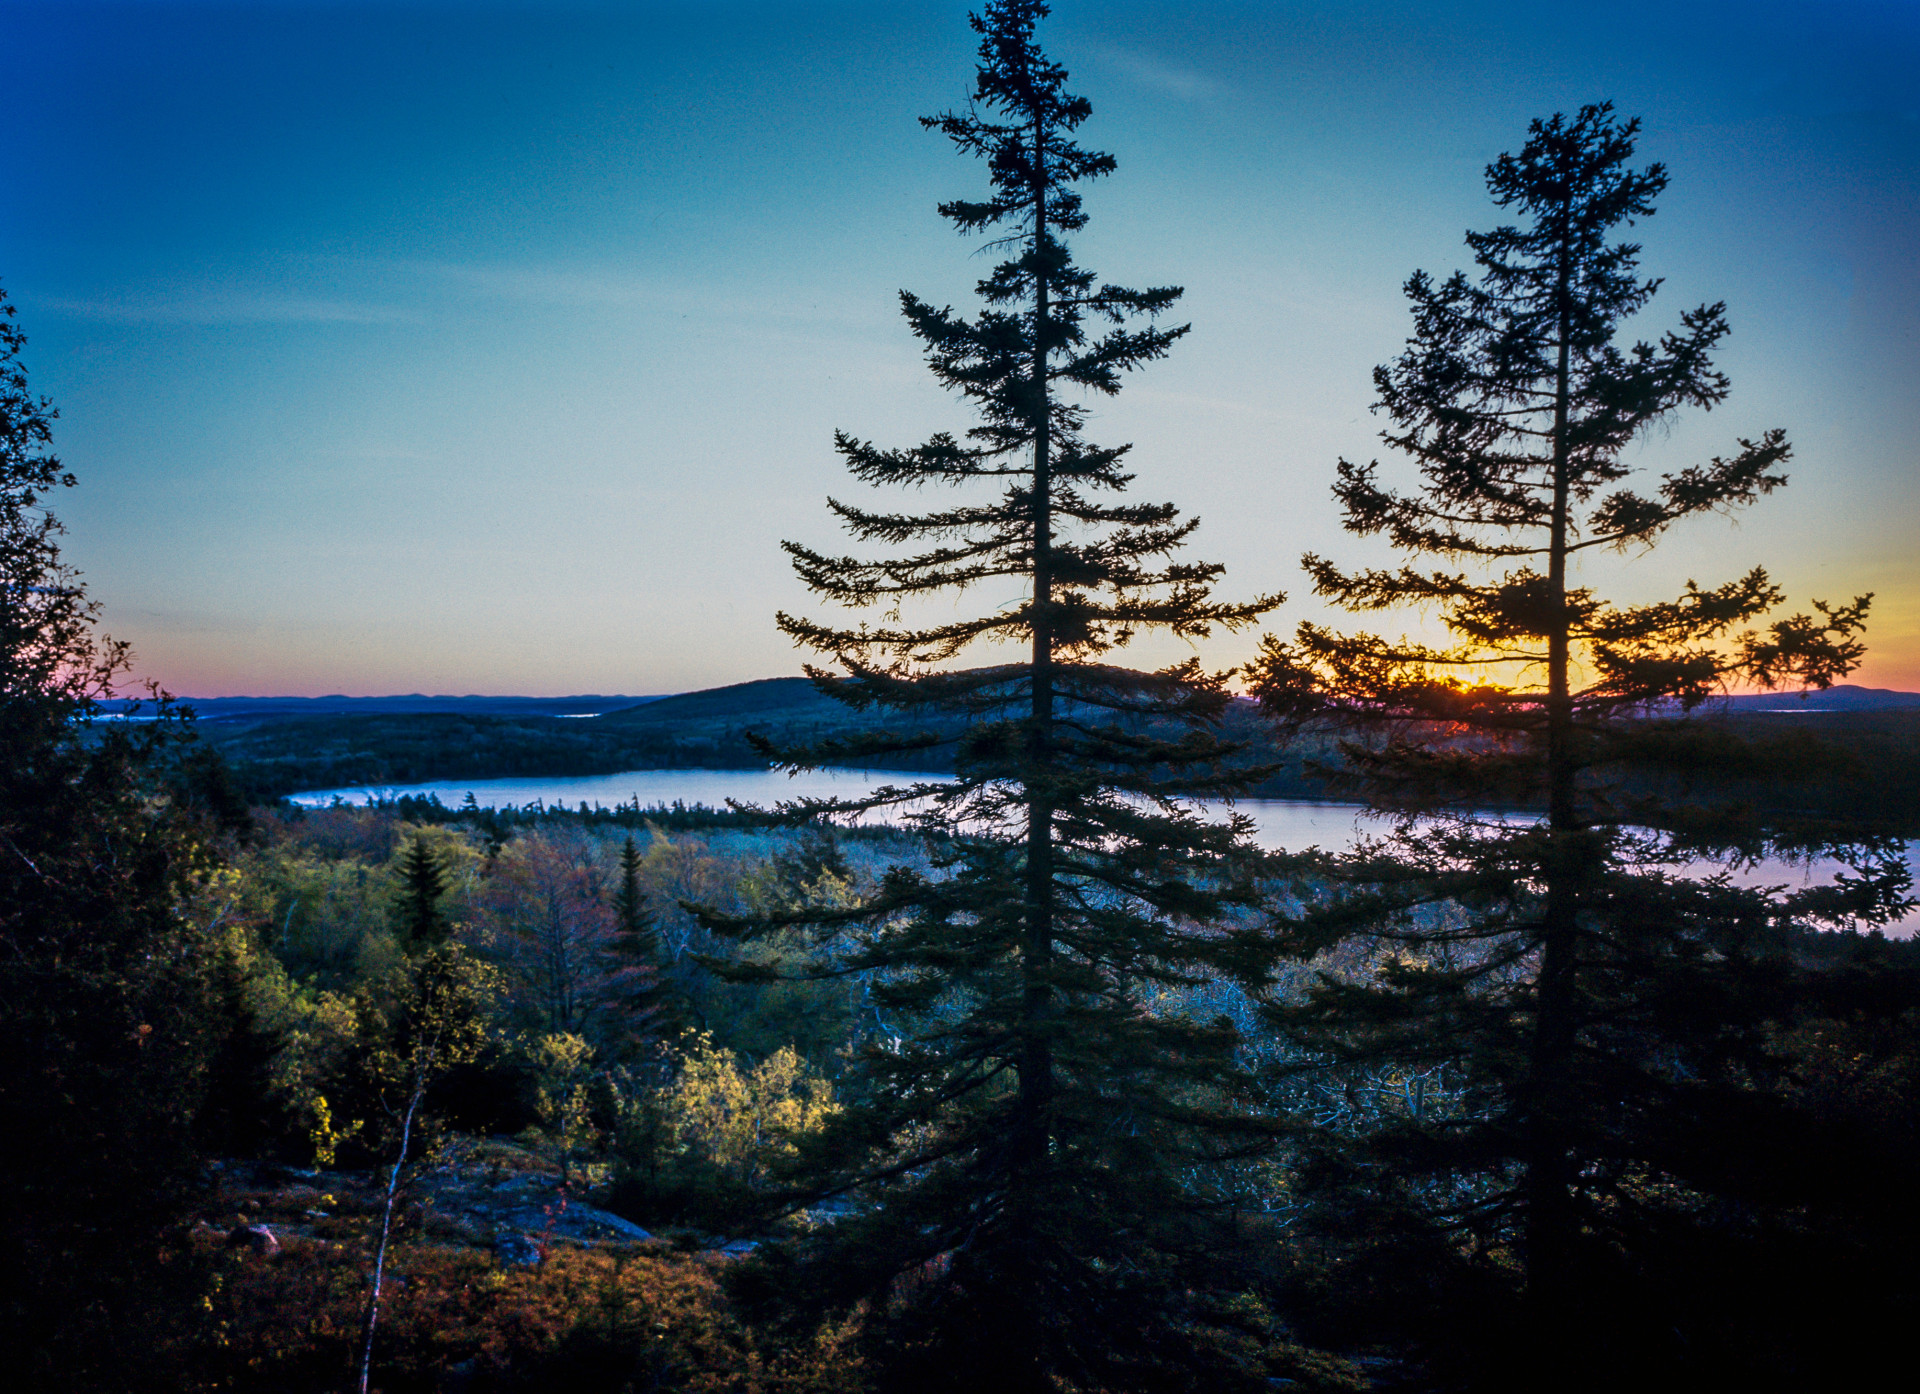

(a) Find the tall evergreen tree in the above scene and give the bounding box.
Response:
[1249,105,1905,1387]
[708,4,1303,1388]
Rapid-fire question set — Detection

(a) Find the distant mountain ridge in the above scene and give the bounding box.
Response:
[180,673,1920,831]
[135,679,1920,726]
[1708,685,1920,712]
[597,677,839,726]
[108,693,664,722]
[190,678,860,801]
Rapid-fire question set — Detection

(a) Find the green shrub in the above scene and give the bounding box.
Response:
[608,1035,837,1232]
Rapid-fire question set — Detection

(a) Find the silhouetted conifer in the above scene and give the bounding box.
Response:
[1249,104,1910,1389]
[703,6,1320,1390]
[612,835,656,958]
[393,835,452,949]
[0,279,236,1386]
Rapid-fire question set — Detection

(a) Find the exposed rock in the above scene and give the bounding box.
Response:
[412,1142,653,1246]
[202,1138,665,1263]
[581,1208,651,1242]
[226,1223,280,1256]
[494,1232,543,1268]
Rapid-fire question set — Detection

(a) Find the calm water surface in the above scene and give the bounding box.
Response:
[292,767,1918,934]
[293,767,1382,850]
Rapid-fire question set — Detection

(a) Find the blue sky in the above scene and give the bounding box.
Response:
[4,0,1915,695]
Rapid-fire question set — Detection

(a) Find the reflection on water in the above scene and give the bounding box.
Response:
[292,767,1917,936]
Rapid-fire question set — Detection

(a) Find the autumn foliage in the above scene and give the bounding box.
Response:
[178,1230,863,1394]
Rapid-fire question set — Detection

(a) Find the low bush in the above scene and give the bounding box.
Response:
[178,1231,865,1393]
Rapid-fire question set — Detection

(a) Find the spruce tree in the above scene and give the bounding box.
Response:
[612,834,656,959]
[606,833,676,1038]
[392,835,451,949]
[1249,104,1904,1387]
[709,4,1301,1388]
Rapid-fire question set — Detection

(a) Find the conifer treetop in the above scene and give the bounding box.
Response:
[1261,102,1866,734]
[778,0,1274,683]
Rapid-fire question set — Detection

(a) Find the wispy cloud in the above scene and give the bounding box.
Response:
[36,289,411,327]
[1087,45,1226,103]
[36,253,894,341]
[406,257,892,335]
[420,261,670,309]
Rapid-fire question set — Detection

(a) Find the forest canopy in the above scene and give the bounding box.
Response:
[2,6,1916,1394]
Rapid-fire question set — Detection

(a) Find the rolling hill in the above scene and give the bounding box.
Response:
[190,674,1920,830]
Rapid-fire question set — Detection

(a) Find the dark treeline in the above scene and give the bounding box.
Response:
[5,5,1919,1393]
[192,678,1342,802]
[1621,708,1920,830]
[198,707,807,802]
[203,686,1920,832]
[348,788,915,838]
[193,678,968,801]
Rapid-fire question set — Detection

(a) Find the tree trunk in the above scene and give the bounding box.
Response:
[356,1065,429,1394]
[1017,106,1056,1191]
[1526,218,1581,1339]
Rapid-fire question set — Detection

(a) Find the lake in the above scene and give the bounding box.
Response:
[291,766,1392,852]
[291,766,1919,935]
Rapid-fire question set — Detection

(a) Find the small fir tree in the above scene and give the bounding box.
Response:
[705,5,1309,1389]
[1250,104,1905,1387]
[612,835,655,957]
[393,834,452,949]
[606,833,677,1039]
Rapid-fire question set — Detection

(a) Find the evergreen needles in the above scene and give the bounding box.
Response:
[1249,104,1911,1388]
[703,4,1297,1387]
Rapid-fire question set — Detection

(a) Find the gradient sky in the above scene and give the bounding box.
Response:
[4,0,1915,697]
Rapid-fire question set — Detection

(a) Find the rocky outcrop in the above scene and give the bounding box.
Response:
[203,1139,666,1269]
[225,1222,280,1255]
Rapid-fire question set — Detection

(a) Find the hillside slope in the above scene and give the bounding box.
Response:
[197,675,1920,830]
